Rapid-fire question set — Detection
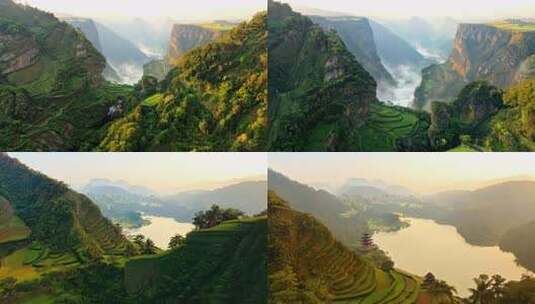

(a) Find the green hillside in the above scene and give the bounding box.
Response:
[99,12,267,152]
[0,0,134,151]
[267,0,431,151]
[268,191,455,304]
[0,153,132,281]
[124,216,267,303]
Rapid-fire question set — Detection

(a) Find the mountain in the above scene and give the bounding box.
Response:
[0,0,133,151]
[125,216,266,303]
[163,181,267,217]
[415,20,535,109]
[94,22,151,84]
[61,17,121,83]
[379,16,457,62]
[338,178,416,198]
[268,191,454,303]
[267,0,375,150]
[267,0,431,151]
[99,12,267,151]
[369,20,431,69]
[0,153,132,269]
[84,180,266,223]
[500,220,535,272]
[309,15,396,88]
[166,22,234,64]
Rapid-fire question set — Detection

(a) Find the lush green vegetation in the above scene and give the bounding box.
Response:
[268,191,454,303]
[489,20,535,32]
[99,12,267,152]
[124,216,266,303]
[0,0,267,152]
[192,204,245,229]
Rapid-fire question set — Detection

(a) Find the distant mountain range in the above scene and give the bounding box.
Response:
[83,179,267,224]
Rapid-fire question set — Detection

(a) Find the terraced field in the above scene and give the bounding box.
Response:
[269,191,431,304]
[349,103,429,151]
[125,216,266,303]
[0,196,31,244]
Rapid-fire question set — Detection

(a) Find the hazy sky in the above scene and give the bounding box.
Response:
[269,153,535,194]
[9,153,266,193]
[282,0,535,20]
[15,0,265,20]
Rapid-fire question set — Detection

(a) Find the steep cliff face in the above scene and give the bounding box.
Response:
[268,0,377,151]
[309,16,396,87]
[63,17,122,82]
[166,23,230,64]
[0,0,105,94]
[415,21,535,109]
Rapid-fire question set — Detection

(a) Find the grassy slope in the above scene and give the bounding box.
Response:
[125,216,267,303]
[0,154,132,284]
[269,191,431,304]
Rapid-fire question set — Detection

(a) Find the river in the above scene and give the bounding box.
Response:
[374,217,532,297]
[126,215,195,250]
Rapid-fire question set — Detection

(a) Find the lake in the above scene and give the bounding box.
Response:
[126,215,194,250]
[374,217,532,297]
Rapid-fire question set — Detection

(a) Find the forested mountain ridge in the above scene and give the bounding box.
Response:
[0,153,132,261]
[0,0,134,151]
[268,191,456,303]
[99,12,267,151]
[267,0,432,152]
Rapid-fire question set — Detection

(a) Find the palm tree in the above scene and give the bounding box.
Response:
[144,238,158,254]
[468,274,492,304]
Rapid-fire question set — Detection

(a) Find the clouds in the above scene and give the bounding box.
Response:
[283,0,535,20]
[16,0,265,20]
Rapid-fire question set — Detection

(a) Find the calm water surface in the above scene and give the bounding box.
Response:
[126,215,194,249]
[374,217,532,296]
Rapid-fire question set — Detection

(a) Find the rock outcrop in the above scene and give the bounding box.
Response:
[268,0,377,151]
[167,23,230,64]
[415,20,535,109]
[310,16,396,87]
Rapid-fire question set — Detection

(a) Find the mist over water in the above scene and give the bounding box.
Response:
[377,64,423,107]
[375,217,532,297]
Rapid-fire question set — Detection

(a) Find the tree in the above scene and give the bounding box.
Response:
[169,234,186,250]
[144,239,158,255]
[192,205,245,229]
[424,272,436,287]
[469,274,494,304]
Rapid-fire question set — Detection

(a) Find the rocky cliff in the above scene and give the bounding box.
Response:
[166,23,229,64]
[0,0,105,94]
[268,0,377,151]
[309,16,396,87]
[415,20,535,109]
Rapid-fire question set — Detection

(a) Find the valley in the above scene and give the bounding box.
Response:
[0,153,267,303]
[270,0,535,152]
[0,0,267,151]
[269,153,535,303]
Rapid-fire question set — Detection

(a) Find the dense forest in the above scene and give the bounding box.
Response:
[0,0,267,152]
